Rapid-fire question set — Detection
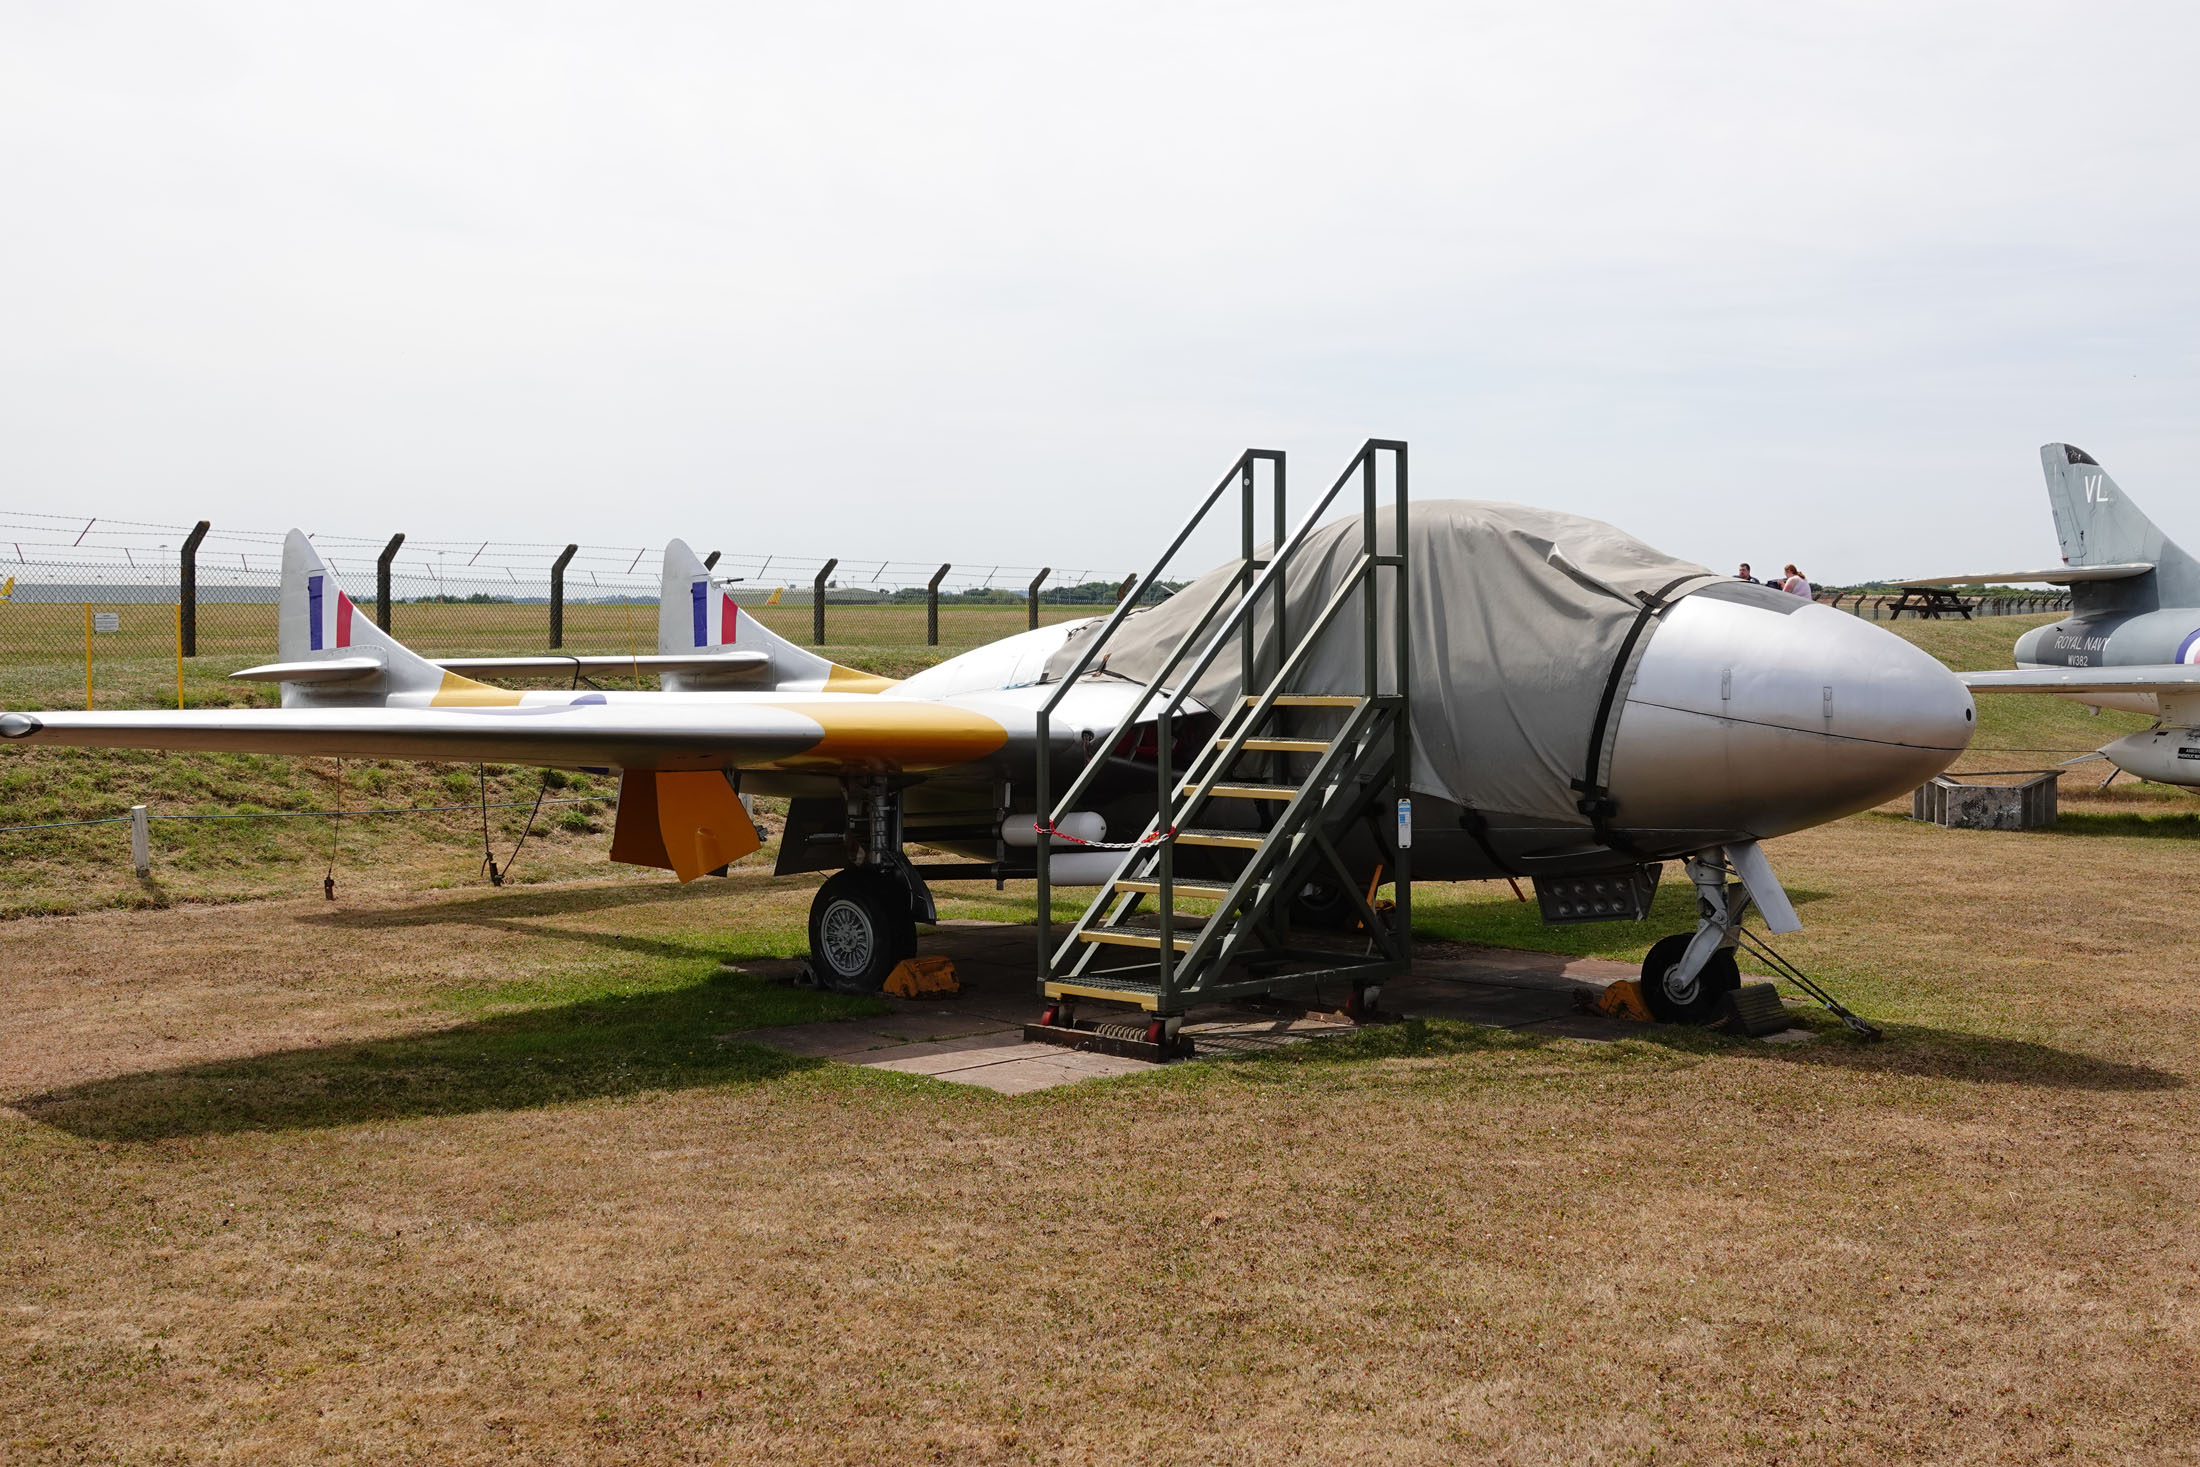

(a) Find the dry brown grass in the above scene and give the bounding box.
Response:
[5,803,2200,1463]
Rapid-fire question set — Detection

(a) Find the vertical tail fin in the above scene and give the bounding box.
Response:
[273,531,507,706]
[2040,444,2200,612]
[656,539,894,692]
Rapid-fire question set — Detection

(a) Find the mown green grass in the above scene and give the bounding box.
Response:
[21,956,888,1143]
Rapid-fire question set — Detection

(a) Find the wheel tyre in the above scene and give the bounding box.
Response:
[808,868,918,992]
[1639,935,1742,1025]
[1292,879,1362,932]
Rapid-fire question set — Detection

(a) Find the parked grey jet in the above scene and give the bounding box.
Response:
[3,459,1976,1026]
[1901,444,2200,787]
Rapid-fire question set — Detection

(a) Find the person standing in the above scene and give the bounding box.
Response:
[1780,564,1813,599]
[1736,562,1758,584]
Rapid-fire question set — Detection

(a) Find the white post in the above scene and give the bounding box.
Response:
[130,805,150,878]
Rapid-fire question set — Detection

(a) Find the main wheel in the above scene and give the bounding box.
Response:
[1639,934,1740,1025]
[808,868,917,992]
[1291,877,1362,931]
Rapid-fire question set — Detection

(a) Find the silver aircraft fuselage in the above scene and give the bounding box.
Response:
[6,587,1976,886]
[871,580,1975,883]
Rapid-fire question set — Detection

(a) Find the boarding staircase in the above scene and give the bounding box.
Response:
[1032,441,1413,1038]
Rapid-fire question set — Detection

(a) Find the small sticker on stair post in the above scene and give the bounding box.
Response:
[1397,798,1413,850]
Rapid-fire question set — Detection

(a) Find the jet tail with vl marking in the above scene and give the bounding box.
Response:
[2044,443,2200,615]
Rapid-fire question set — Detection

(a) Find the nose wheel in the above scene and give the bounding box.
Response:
[1639,933,1740,1025]
[1634,849,1761,1025]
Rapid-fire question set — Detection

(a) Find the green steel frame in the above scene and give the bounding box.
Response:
[1033,440,1412,1016]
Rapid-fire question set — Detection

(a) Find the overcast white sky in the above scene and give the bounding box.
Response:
[4,0,2198,583]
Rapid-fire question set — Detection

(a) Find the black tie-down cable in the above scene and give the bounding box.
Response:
[477,762,552,888]
[1731,926,1883,1041]
[324,759,343,900]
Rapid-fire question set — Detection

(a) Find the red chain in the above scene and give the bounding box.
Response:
[1032,819,1175,851]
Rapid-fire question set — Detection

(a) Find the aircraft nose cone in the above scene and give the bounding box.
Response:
[1605,590,1974,840]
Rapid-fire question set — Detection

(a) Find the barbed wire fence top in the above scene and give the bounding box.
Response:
[0,508,1123,601]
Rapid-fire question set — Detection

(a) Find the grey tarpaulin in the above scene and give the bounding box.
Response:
[1043,501,1717,826]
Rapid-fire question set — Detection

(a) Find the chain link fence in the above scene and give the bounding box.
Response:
[1815,589,2075,619]
[0,512,1158,710]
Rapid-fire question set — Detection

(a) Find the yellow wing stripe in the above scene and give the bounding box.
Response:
[429,670,526,707]
[770,701,1004,772]
[825,664,899,694]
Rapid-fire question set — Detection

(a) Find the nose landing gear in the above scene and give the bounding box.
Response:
[1639,931,1741,1024]
[1638,851,1751,1025]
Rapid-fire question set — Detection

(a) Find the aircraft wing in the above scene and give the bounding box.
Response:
[0,698,1007,774]
[428,653,771,678]
[1895,563,2153,588]
[1962,667,2200,695]
[227,653,773,683]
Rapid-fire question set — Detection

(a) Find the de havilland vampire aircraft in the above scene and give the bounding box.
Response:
[0,469,1977,1025]
[1900,443,2200,789]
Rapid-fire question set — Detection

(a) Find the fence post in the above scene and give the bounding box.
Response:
[1116,573,1138,606]
[376,534,405,633]
[549,543,578,648]
[1027,567,1050,631]
[178,520,209,657]
[130,805,150,878]
[926,564,951,646]
[813,558,838,645]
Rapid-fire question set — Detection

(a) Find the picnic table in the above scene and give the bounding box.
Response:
[1886,587,1974,620]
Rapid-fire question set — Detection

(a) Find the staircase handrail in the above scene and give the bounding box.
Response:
[1041,439,1401,829]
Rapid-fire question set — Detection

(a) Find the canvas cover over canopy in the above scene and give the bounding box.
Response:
[1044,500,1717,826]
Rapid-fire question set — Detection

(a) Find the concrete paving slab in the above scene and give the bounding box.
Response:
[730,925,1679,1089]
[913,1049,1153,1094]
[852,1033,1033,1075]
[852,1011,1019,1044]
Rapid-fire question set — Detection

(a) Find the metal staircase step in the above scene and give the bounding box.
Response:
[1115,879,1233,898]
[1242,737,1329,753]
[1043,977,1161,1010]
[1205,783,1301,800]
[1078,928,1198,951]
[1243,694,1362,707]
[1175,828,1264,849]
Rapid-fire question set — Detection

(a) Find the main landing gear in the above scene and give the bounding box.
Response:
[804,775,933,992]
[807,867,917,991]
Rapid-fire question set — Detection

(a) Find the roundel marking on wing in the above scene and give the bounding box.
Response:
[2178,630,2200,666]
